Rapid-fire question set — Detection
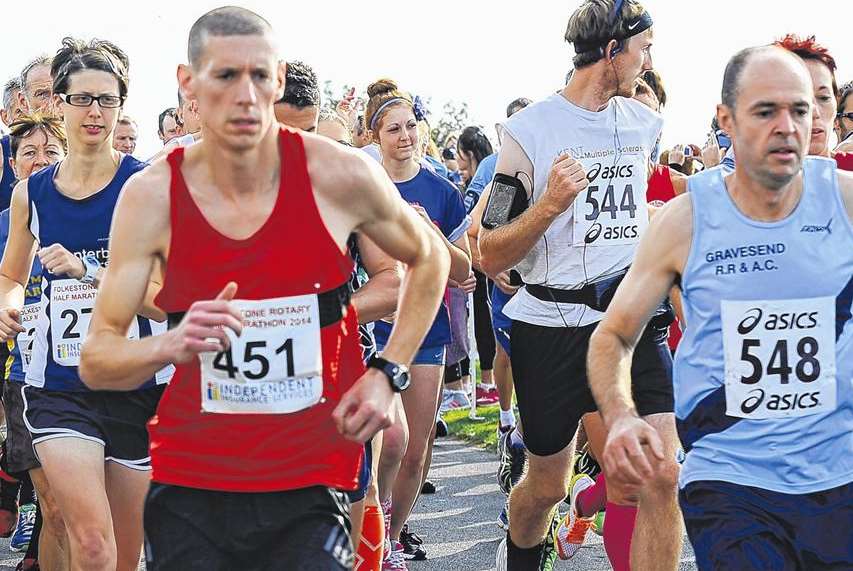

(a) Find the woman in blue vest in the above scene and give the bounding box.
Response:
[0,38,171,571]
[365,78,472,567]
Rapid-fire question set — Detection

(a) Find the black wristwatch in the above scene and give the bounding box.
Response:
[367,355,410,392]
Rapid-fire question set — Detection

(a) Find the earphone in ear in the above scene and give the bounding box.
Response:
[609,40,624,59]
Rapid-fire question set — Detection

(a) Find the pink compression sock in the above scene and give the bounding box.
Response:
[603,502,638,571]
[576,473,608,517]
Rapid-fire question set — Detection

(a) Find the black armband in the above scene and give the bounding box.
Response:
[481,173,530,230]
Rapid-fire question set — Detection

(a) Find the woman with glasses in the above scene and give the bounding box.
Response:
[0,37,171,571]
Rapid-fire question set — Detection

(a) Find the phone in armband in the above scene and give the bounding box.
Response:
[481,173,529,230]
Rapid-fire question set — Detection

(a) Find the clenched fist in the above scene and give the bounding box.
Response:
[541,154,588,216]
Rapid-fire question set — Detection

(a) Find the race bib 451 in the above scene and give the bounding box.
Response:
[721,297,836,419]
[199,295,324,415]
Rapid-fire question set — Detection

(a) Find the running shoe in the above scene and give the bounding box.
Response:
[573,442,602,480]
[10,502,35,552]
[555,474,596,560]
[497,429,526,495]
[439,389,471,413]
[591,510,606,536]
[539,508,560,571]
[495,536,508,571]
[400,524,426,561]
[435,415,448,437]
[496,498,509,531]
[381,499,393,559]
[420,480,436,494]
[382,540,408,571]
[476,385,500,406]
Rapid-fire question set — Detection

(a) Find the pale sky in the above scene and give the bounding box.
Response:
[3,0,850,159]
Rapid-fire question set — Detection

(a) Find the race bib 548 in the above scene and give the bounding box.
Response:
[721,297,836,419]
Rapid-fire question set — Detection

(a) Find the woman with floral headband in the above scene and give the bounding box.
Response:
[364,78,471,569]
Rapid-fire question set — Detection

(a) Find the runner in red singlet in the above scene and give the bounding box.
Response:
[78,7,450,570]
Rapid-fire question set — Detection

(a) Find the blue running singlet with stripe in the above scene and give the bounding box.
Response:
[675,156,853,494]
[24,155,171,391]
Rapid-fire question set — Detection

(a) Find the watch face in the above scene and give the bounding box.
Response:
[394,368,410,390]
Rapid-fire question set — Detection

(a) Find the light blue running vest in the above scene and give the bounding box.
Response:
[675,157,853,494]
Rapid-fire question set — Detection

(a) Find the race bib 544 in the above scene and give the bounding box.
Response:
[572,158,648,247]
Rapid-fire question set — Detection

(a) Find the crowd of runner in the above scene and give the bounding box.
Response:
[0,2,850,571]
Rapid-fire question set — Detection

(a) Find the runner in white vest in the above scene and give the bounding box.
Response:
[478,1,683,569]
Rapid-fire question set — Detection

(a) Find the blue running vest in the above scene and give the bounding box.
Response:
[0,209,42,381]
[0,136,16,212]
[675,157,853,494]
[25,155,170,391]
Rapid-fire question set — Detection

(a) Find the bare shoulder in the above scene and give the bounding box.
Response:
[116,158,171,236]
[653,192,693,238]
[11,178,30,202]
[838,169,853,222]
[302,132,392,214]
[644,192,694,272]
[495,132,534,192]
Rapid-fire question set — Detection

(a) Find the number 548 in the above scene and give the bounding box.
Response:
[739,337,820,384]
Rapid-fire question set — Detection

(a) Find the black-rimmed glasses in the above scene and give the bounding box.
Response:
[58,93,124,108]
[838,112,853,122]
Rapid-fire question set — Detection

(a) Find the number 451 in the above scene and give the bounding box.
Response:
[213,339,295,380]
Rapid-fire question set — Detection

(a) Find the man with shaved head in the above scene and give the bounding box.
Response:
[588,45,853,570]
[80,6,450,570]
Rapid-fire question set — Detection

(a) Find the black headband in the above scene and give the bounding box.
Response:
[573,10,653,55]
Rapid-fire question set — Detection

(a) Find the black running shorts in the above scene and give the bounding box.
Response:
[510,320,673,456]
[145,483,353,570]
[23,384,164,469]
[2,382,39,474]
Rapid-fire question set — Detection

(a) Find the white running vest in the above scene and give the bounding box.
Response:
[501,94,663,327]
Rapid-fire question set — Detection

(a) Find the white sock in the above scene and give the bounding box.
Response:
[499,409,516,428]
[509,426,524,447]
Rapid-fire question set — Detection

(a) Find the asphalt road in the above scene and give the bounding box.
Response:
[408,437,698,571]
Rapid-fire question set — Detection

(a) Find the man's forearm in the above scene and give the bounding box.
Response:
[351,268,400,324]
[588,327,638,427]
[379,244,449,366]
[479,200,560,276]
[80,329,173,391]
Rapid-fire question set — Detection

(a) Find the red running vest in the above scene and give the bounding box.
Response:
[646,164,677,207]
[151,128,365,492]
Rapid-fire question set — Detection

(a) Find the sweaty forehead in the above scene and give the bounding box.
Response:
[196,34,279,69]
